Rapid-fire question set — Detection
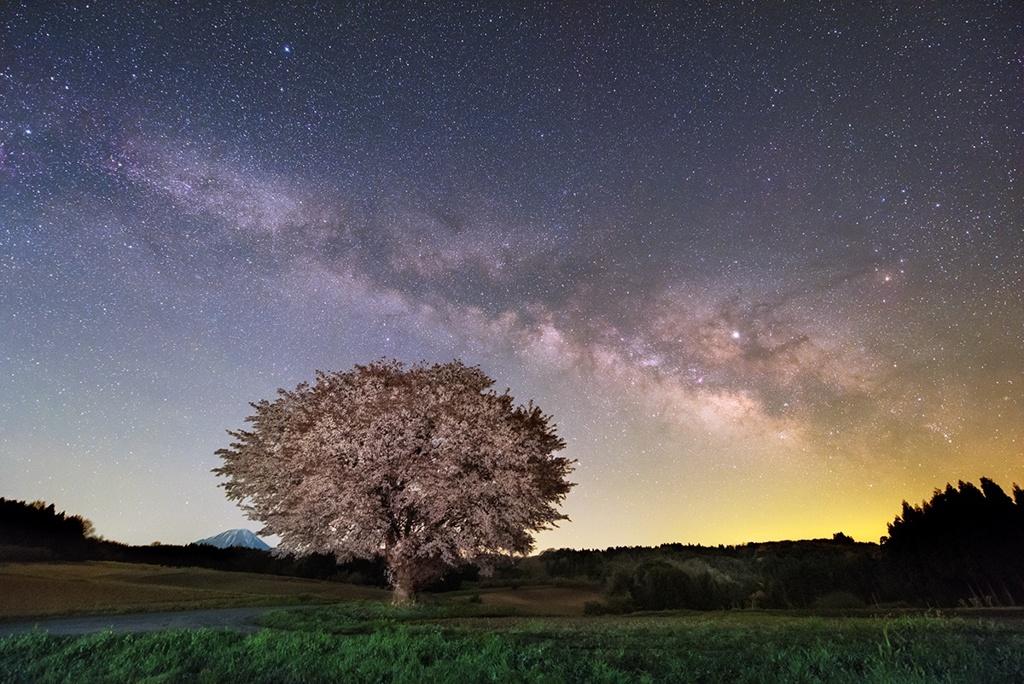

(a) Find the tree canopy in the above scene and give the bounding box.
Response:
[214,359,574,601]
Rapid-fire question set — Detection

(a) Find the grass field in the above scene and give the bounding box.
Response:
[0,561,389,619]
[3,604,1024,682]
[3,562,1024,682]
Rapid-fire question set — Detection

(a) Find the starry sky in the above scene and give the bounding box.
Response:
[1,2,1021,550]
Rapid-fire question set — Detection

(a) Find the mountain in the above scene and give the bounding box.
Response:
[195,529,271,550]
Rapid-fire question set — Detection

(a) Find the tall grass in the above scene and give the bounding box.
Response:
[2,611,1023,683]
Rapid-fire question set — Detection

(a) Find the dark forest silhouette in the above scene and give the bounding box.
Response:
[883,477,1024,606]
[0,498,95,558]
[3,476,1022,609]
[0,497,388,586]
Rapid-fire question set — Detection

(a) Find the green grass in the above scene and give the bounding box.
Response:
[255,599,523,633]
[3,607,1024,683]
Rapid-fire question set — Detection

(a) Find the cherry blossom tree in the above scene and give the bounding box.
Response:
[214,359,574,602]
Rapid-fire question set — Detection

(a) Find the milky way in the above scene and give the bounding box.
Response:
[1,2,1021,548]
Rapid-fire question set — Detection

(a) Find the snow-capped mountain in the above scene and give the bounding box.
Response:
[195,528,271,550]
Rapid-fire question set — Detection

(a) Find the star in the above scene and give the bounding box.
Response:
[0,1,1019,550]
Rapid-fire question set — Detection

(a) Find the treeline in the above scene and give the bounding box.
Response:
[4,476,1023,609]
[103,543,389,587]
[516,477,1024,612]
[884,477,1024,606]
[0,497,388,586]
[529,535,883,613]
[0,498,95,556]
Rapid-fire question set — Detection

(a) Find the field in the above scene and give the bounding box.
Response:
[3,562,1024,682]
[0,561,389,619]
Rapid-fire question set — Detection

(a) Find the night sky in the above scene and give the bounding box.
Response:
[2,2,1021,550]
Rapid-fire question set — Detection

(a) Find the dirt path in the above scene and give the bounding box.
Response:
[0,605,300,636]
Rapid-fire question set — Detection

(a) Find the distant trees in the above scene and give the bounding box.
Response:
[752,540,881,608]
[0,495,391,583]
[544,541,882,613]
[883,477,1024,605]
[0,498,95,557]
[609,559,755,611]
[9,473,1021,610]
[214,359,574,603]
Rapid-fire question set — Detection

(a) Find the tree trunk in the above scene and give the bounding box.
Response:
[385,545,448,604]
[392,581,416,605]
[389,558,418,604]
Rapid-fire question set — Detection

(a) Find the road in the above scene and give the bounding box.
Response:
[0,606,295,636]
